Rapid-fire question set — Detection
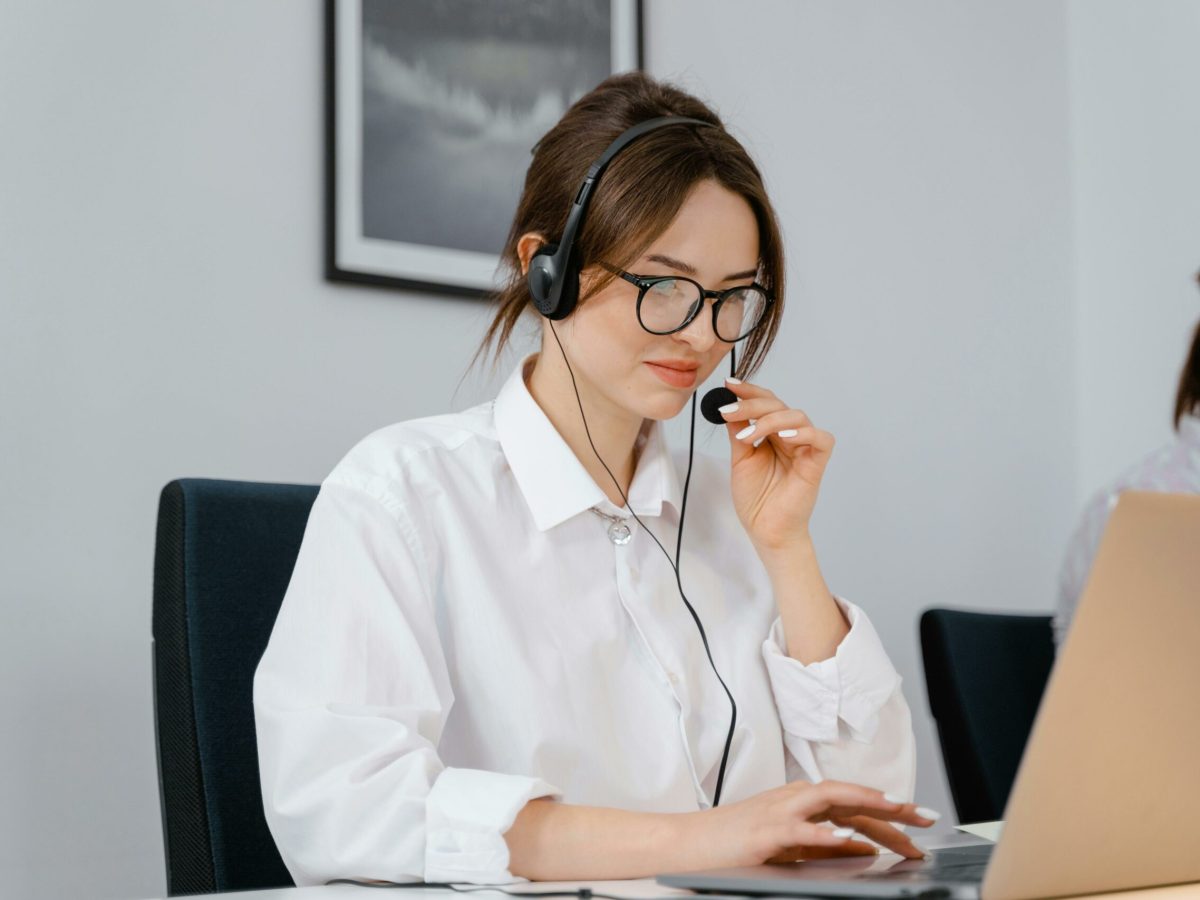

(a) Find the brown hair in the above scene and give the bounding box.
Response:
[1173,270,1200,429]
[475,71,786,380]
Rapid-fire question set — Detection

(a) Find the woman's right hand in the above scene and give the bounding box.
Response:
[687,780,939,868]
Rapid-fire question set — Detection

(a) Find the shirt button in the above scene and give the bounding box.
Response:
[667,671,680,685]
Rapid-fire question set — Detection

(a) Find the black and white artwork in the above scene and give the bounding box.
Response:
[327,0,644,296]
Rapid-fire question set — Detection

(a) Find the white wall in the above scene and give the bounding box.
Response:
[0,2,1182,898]
[1068,0,1200,496]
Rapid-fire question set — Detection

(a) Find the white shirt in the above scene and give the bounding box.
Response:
[253,353,916,887]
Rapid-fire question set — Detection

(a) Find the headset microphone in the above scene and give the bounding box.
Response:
[699,346,738,425]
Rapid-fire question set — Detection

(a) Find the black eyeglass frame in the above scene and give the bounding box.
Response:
[602,263,775,342]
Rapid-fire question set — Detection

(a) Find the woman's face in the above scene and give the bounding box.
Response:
[543,178,762,423]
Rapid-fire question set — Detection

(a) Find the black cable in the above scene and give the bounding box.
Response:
[546,322,738,808]
[673,386,694,569]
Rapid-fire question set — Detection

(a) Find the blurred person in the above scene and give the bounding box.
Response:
[1055,271,1200,647]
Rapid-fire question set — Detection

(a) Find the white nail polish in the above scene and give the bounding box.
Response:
[778,429,798,438]
[915,807,941,822]
[832,827,855,839]
[884,793,905,804]
[735,424,756,440]
[752,436,765,448]
[718,402,739,414]
[726,376,742,384]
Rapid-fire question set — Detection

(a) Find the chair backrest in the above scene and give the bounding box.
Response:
[919,608,1055,824]
[152,477,318,895]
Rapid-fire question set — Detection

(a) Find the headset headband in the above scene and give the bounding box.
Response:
[528,115,717,320]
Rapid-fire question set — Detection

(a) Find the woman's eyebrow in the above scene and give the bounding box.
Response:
[642,253,758,282]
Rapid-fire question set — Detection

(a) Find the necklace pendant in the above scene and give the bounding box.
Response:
[588,505,633,545]
[607,519,633,545]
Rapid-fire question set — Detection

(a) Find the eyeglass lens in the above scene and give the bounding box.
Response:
[638,279,768,341]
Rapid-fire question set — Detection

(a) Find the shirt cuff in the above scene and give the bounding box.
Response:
[761,596,901,744]
[425,767,562,884]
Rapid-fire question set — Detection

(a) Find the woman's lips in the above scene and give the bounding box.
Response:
[645,362,699,388]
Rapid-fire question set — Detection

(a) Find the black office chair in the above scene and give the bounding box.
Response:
[152,477,319,895]
[919,608,1056,824]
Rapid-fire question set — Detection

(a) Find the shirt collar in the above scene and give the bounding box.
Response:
[493,353,683,532]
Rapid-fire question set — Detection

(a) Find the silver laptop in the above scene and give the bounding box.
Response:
[658,492,1200,899]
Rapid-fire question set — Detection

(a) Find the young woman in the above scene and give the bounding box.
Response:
[253,71,935,888]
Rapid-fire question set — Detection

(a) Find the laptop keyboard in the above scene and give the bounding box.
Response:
[858,844,993,882]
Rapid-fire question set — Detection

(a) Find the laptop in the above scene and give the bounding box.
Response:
[657,491,1200,900]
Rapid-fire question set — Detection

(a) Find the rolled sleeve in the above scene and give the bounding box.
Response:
[425,768,562,883]
[761,596,902,744]
[254,479,561,886]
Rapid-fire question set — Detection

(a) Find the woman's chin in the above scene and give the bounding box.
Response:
[636,391,696,421]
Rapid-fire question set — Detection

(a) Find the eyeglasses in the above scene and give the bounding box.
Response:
[601,263,773,342]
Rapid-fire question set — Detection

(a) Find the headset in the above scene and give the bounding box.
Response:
[529,116,709,321]
[527,116,742,807]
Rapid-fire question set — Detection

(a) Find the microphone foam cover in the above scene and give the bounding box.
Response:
[700,386,738,425]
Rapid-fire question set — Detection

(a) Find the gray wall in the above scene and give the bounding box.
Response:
[0,2,1191,899]
[1068,0,1200,492]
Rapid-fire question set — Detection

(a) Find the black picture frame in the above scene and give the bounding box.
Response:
[325,0,645,298]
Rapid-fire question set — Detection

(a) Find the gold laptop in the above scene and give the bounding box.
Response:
[659,491,1200,899]
[983,490,1200,898]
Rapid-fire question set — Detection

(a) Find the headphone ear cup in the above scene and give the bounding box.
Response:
[527,243,559,316]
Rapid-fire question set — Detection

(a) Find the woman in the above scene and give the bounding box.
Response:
[253,72,935,887]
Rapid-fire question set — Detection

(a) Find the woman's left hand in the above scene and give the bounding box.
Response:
[719,378,835,553]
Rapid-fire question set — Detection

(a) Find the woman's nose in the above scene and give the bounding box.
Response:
[674,301,719,351]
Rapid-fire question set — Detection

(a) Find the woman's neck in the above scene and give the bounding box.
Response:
[525,352,646,508]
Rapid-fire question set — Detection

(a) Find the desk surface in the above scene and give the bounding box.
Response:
[130,834,1200,900]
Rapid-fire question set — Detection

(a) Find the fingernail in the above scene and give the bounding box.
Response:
[718,402,739,414]
[832,827,855,839]
[884,792,906,804]
[752,436,765,448]
[726,376,743,384]
[914,845,931,859]
[735,424,756,440]
[915,807,941,822]
[778,429,798,438]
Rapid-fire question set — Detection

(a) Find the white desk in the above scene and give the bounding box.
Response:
[131,834,1200,900]
[129,875,1200,900]
[131,880,696,900]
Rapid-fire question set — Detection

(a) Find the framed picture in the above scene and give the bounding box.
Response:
[326,0,645,297]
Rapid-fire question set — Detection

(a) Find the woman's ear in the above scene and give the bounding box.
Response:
[516,232,549,276]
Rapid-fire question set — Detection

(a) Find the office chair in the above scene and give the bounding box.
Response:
[152,477,318,895]
[919,608,1056,824]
